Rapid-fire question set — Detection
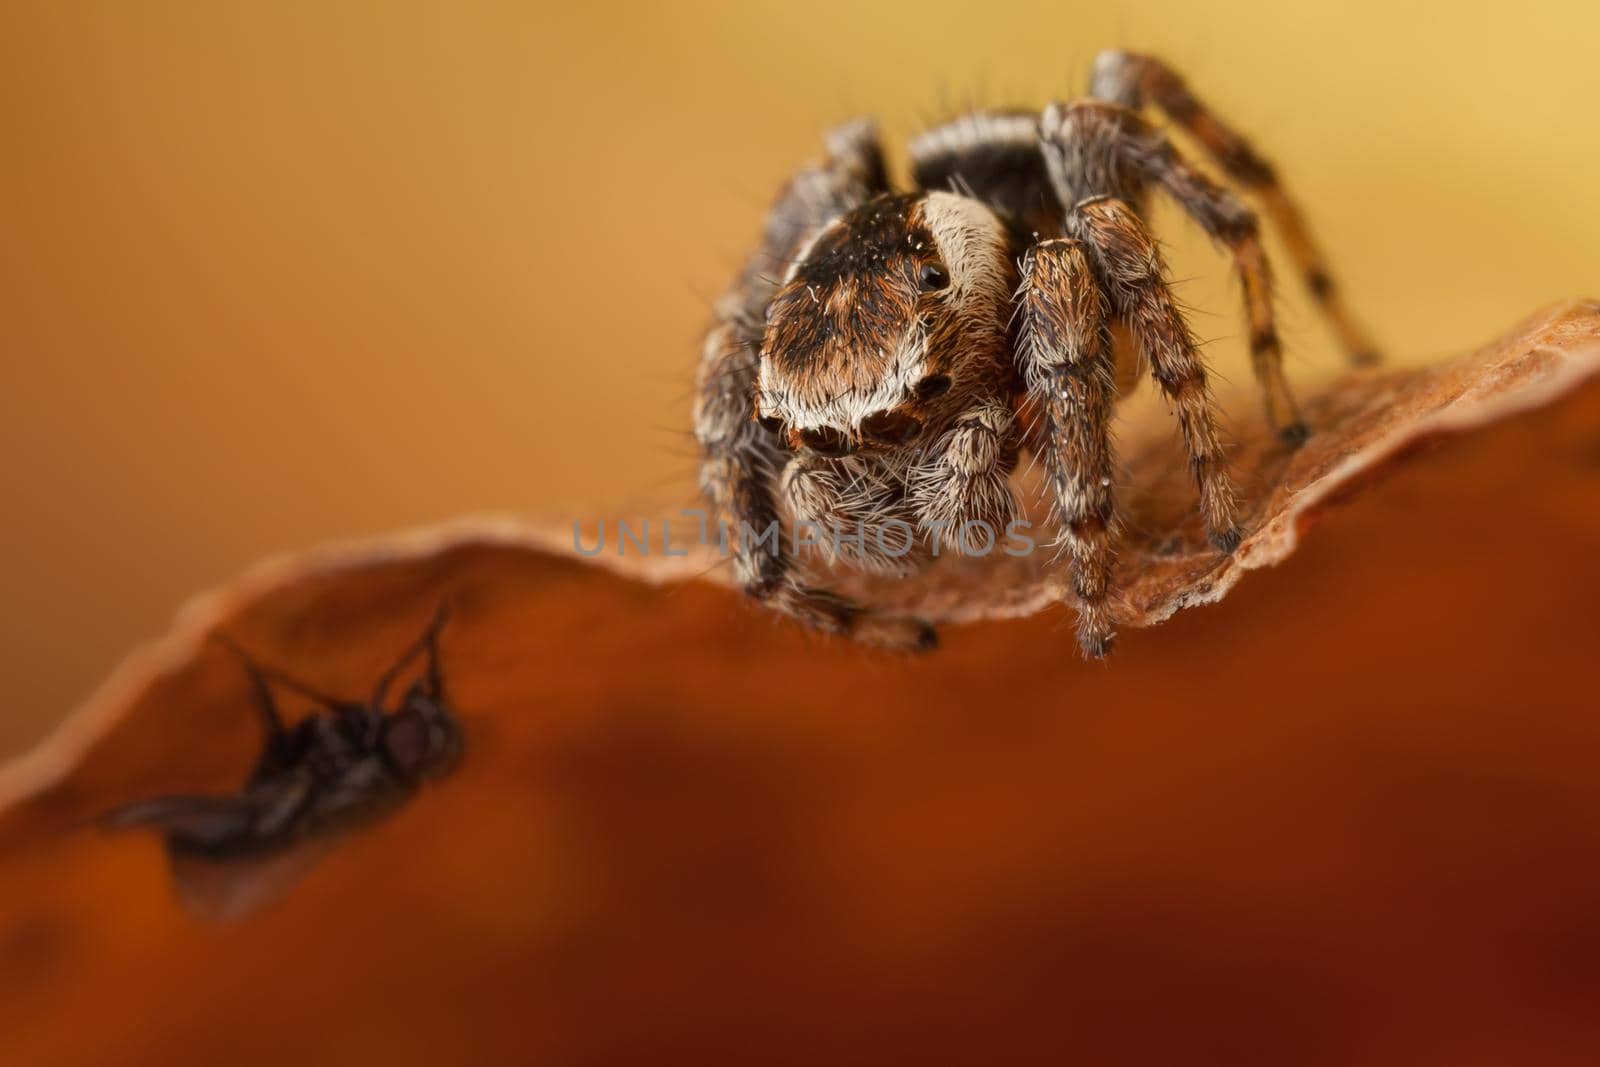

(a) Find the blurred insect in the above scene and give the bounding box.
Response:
[108,605,462,918]
[696,50,1381,657]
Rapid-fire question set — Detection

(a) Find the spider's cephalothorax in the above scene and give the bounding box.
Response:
[696,52,1382,657]
[757,191,1014,452]
[754,191,1023,579]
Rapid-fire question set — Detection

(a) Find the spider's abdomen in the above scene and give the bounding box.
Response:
[910,111,1062,237]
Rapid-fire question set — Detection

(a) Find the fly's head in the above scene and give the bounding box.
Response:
[380,685,464,785]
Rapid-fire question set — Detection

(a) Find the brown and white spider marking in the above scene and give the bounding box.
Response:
[695,51,1380,657]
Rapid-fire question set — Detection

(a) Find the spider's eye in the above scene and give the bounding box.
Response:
[914,374,952,400]
[918,262,950,292]
[757,414,784,434]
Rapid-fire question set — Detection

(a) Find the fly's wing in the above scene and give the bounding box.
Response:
[166,836,342,921]
[107,768,317,854]
[108,780,344,920]
[106,795,258,853]
[172,763,416,919]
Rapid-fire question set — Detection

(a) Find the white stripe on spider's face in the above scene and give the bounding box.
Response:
[918,191,1011,328]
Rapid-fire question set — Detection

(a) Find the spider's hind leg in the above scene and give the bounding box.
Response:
[1091,50,1382,368]
[1044,100,1307,445]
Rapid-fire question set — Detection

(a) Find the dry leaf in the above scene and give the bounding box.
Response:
[2,301,1599,1066]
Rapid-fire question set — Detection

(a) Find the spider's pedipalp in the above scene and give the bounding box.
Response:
[1017,238,1118,657]
[906,399,1019,555]
[780,453,927,575]
[1091,50,1383,366]
[1073,196,1241,549]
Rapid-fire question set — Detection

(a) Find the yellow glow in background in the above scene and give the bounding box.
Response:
[2,1,1597,753]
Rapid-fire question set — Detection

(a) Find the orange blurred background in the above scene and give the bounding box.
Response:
[3,0,1598,757]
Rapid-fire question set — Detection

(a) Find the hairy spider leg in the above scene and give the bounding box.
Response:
[911,100,1310,443]
[696,118,936,650]
[1091,50,1382,367]
[1075,195,1243,546]
[1018,238,1119,657]
[1043,100,1306,443]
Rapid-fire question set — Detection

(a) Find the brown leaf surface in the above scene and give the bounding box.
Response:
[3,302,1600,1066]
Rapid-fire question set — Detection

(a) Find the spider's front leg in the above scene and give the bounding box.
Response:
[695,120,936,652]
[906,398,1020,556]
[1017,239,1119,657]
[696,322,934,651]
[1036,106,1247,552]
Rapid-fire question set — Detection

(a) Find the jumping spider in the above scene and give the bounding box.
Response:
[695,51,1379,656]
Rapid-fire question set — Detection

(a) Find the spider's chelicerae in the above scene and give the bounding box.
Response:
[695,51,1379,657]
